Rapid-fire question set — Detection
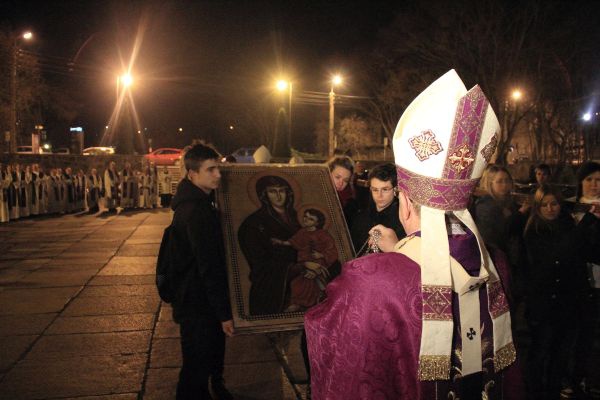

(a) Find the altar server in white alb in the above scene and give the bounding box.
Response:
[87,168,103,213]
[104,161,119,211]
[0,164,10,223]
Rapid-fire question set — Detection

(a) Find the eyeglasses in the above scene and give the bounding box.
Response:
[370,187,395,195]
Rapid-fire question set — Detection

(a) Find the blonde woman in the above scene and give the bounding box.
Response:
[474,165,530,304]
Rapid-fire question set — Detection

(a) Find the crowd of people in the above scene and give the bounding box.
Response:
[145,71,600,400]
[325,154,599,399]
[470,161,600,399]
[0,161,176,222]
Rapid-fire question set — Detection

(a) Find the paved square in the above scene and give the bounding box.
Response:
[0,210,308,399]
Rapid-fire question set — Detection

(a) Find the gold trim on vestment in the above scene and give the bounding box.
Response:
[418,355,451,381]
[494,342,516,372]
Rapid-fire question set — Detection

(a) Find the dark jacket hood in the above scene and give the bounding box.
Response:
[171,178,210,210]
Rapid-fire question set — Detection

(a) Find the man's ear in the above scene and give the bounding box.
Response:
[398,191,411,221]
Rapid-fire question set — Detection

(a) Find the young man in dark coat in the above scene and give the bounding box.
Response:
[170,143,234,400]
[350,163,405,254]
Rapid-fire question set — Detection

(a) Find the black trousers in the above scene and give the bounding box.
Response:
[527,317,575,398]
[176,314,225,400]
[160,194,172,208]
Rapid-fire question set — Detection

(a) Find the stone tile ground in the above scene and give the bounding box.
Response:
[0,209,307,400]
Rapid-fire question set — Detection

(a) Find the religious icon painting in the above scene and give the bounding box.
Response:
[216,164,355,334]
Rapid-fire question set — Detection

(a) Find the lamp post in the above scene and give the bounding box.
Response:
[276,79,293,150]
[328,74,343,158]
[502,88,524,163]
[9,31,33,154]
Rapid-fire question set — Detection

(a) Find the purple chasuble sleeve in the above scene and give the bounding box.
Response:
[305,233,525,400]
[304,252,423,400]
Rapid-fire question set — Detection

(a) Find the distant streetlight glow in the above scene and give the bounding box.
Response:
[22,31,33,40]
[583,112,592,121]
[512,90,522,101]
[332,74,343,86]
[276,80,288,91]
[120,73,133,87]
[229,125,234,130]
[178,127,183,132]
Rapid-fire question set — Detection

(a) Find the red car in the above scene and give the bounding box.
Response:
[144,148,183,166]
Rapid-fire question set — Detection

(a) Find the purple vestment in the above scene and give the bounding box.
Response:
[305,232,525,400]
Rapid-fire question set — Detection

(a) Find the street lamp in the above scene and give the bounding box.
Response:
[116,73,133,101]
[276,79,293,149]
[9,31,33,153]
[329,74,343,157]
[503,88,524,132]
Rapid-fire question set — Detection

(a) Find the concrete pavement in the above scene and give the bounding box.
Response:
[0,209,307,400]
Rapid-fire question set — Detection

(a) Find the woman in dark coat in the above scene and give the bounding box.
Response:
[326,156,359,228]
[474,165,529,303]
[523,185,592,399]
[569,162,600,397]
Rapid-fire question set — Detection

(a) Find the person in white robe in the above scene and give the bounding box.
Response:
[0,164,11,223]
[120,162,136,209]
[87,168,103,213]
[158,166,173,208]
[62,167,76,213]
[43,170,54,214]
[150,163,158,208]
[10,164,20,220]
[18,165,32,218]
[139,168,153,208]
[56,168,67,214]
[103,161,119,212]
[47,169,61,214]
[74,169,86,211]
[37,165,49,215]
[30,164,44,215]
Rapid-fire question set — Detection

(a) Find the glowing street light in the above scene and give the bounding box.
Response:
[329,74,343,157]
[511,89,522,101]
[276,80,288,91]
[120,73,133,87]
[276,79,293,149]
[115,72,134,105]
[9,30,34,153]
[582,113,592,122]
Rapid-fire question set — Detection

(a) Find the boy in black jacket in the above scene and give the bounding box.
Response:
[170,143,234,400]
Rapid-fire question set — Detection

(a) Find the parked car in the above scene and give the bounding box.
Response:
[229,147,259,163]
[82,146,115,156]
[144,148,183,166]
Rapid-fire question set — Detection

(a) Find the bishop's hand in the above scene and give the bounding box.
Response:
[368,225,399,253]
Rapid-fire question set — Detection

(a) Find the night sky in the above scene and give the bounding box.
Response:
[2,0,400,152]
